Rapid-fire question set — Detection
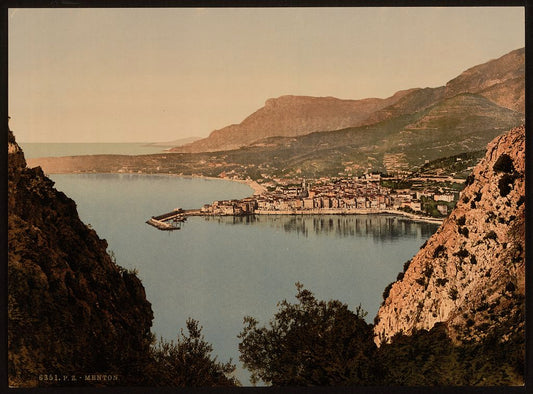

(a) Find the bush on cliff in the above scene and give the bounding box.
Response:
[238,283,377,386]
[238,285,524,386]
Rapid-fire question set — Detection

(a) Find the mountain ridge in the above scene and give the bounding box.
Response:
[171,47,524,153]
[173,89,417,153]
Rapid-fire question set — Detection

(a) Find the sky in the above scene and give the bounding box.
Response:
[8,7,525,143]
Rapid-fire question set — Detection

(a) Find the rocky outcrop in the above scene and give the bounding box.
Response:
[8,129,154,387]
[374,126,525,346]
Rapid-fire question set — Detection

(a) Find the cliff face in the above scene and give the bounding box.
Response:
[374,126,525,346]
[8,129,154,386]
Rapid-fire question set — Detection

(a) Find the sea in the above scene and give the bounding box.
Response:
[23,144,440,385]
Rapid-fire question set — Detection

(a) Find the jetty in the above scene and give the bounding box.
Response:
[146,208,187,231]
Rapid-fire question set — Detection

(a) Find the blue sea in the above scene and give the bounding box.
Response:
[29,142,440,385]
[49,172,439,386]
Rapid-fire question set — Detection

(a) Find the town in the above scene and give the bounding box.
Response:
[198,174,457,219]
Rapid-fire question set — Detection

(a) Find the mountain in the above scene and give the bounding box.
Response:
[171,48,524,154]
[8,129,154,387]
[147,136,202,147]
[28,94,522,180]
[374,126,525,347]
[171,90,417,153]
[444,47,525,112]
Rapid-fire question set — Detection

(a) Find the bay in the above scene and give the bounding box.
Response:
[49,173,439,385]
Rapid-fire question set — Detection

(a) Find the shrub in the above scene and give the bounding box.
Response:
[383,282,394,301]
[493,154,515,174]
[448,287,458,301]
[464,174,475,186]
[484,231,497,241]
[435,278,448,287]
[505,281,516,293]
[469,255,477,265]
[458,226,469,238]
[148,319,239,387]
[454,248,469,258]
[470,200,476,209]
[456,215,466,226]
[433,245,446,258]
[498,174,516,197]
[423,265,434,278]
[474,192,482,202]
[396,272,404,281]
[238,283,376,386]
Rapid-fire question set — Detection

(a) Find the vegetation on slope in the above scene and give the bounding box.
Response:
[238,284,524,386]
[8,129,238,387]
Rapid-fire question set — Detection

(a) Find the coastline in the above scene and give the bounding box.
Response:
[244,209,442,224]
[42,170,443,225]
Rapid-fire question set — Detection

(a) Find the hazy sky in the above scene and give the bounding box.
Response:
[9,7,524,143]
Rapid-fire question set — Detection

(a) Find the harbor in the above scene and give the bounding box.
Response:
[146,208,188,231]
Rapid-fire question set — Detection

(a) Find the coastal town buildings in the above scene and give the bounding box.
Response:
[198,176,459,219]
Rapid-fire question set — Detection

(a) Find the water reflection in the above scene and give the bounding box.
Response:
[202,214,439,242]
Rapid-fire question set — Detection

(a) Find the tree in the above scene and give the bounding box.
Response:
[145,319,239,387]
[238,283,377,386]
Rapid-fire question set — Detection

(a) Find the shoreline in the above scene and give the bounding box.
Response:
[190,209,444,225]
[45,170,444,225]
[44,170,264,196]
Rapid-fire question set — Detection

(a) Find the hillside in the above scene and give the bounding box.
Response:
[8,129,155,387]
[171,48,524,154]
[171,90,417,153]
[374,126,525,347]
[28,92,522,181]
[445,47,525,112]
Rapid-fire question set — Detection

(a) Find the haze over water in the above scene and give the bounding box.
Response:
[49,172,439,385]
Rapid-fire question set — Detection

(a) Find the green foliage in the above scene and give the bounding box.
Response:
[493,154,515,174]
[145,319,239,387]
[238,285,525,386]
[238,283,376,386]
[376,323,524,385]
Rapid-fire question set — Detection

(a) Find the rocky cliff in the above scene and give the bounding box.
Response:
[374,126,525,346]
[8,128,154,387]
